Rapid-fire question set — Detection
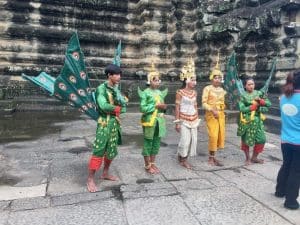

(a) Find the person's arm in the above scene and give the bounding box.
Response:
[114,87,127,114]
[259,97,271,113]
[175,91,182,120]
[260,97,271,107]
[140,92,156,114]
[202,86,212,111]
[174,91,182,132]
[239,95,256,113]
[96,86,115,113]
[194,91,199,117]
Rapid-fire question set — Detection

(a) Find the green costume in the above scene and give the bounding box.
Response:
[138,87,168,156]
[22,33,126,186]
[237,90,271,147]
[22,33,123,122]
[92,81,126,160]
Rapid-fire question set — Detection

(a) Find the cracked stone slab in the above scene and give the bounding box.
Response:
[7,199,127,225]
[261,146,283,162]
[11,196,50,211]
[51,190,113,207]
[0,212,9,225]
[1,144,50,187]
[114,154,165,184]
[121,182,178,199]
[0,184,46,201]
[50,138,88,153]
[194,171,233,187]
[192,143,246,171]
[47,154,90,196]
[2,140,53,152]
[183,186,291,225]
[59,121,95,140]
[121,182,174,192]
[215,169,300,225]
[155,155,200,180]
[171,178,215,193]
[244,161,281,181]
[48,152,125,195]
[125,195,200,225]
[0,200,10,210]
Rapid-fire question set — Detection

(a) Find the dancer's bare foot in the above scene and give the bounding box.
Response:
[251,158,264,164]
[213,158,224,167]
[180,160,192,169]
[87,177,97,192]
[208,157,215,166]
[151,163,160,174]
[100,174,118,181]
[245,159,252,166]
[145,166,156,174]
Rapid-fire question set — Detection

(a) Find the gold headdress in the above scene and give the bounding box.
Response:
[209,52,223,80]
[180,58,196,81]
[147,61,160,84]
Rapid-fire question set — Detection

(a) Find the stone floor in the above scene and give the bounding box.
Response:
[0,112,299,225]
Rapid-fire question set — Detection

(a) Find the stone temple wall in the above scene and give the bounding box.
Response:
[0,0,299,103]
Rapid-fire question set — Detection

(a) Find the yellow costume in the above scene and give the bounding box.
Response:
[202,85,226,151]
[202,52,227,153]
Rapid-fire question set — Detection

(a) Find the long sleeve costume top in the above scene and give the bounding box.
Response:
[139,87,168,139]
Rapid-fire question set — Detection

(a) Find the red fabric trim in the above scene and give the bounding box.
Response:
[250,104,257,111]
[241,142,249,152]
[254,144,264,153]
[88,156,103,170]
[259,99,265,106]
[179,113,198,122]
[104,157,112,165]
[113,106,121,117]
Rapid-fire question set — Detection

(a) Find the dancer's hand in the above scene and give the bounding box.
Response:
[259,99,265,106]
[212,109,219,118]
[197,126,201,132]
[156,103,167,110]
[175,124,181,133]
[250,104,257,111]
[112,106,121,117]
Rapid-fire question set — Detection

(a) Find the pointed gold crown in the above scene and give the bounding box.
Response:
[147,61,160,84]
[209,51,223,80]
[180,58,196,81]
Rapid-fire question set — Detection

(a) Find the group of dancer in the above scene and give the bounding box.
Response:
[22,33,299,210]
[86,62,299,210]
[86,58,273,189]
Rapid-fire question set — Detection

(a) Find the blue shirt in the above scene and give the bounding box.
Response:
[280,91,300,145]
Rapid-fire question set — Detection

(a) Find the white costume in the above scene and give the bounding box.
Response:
[176,88,200,157]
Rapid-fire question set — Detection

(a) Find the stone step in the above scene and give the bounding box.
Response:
[0,97,74,113]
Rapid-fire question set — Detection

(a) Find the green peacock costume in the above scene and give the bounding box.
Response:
[224,52,276,154]
[22,32,127,171]
[237,89,271,151]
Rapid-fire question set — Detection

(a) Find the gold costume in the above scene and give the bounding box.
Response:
[202,84,226,152]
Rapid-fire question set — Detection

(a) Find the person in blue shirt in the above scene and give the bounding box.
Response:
[275,69,300,210]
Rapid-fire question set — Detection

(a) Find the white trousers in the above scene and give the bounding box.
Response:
[177,123,198,157]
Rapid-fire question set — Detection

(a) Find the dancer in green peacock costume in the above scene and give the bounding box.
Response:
[224,52,276,165]
[22,32,127,192]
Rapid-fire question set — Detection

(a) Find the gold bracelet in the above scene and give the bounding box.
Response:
[173,119,181,124]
